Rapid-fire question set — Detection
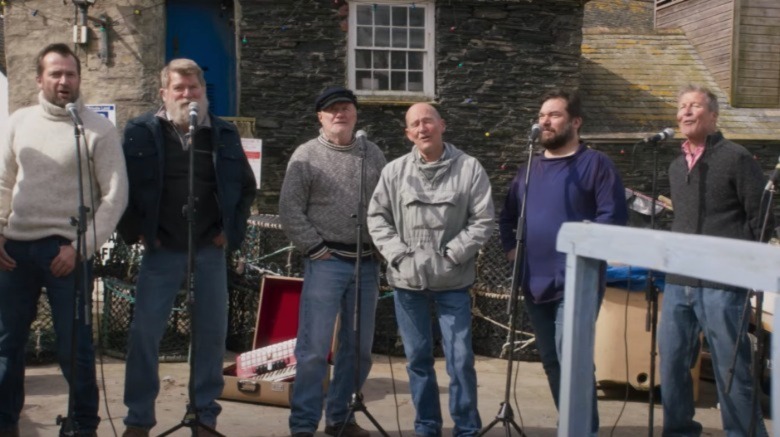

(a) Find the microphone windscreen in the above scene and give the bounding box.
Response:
[530,123,541,140]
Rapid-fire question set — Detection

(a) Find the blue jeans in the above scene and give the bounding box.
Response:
[0,237,99,433]
[289,257,379,434]
[394,288,481,437]
[124,245,227,429]
[524,296,599,436]
[659,284,768,436]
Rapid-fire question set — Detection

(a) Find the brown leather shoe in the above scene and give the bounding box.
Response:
[122,426,150,437]
[324,422,370,437]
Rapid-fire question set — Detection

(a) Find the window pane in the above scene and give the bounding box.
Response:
[356,70,373,90]
[373,50,389,69]
[391,51,406,69]
[375,27,390,47]
[356,50,371,69]
[391,71,406,91]
[375,70,389,90]
[392,6,407,26]
[375,5,390,26]
[357,26,372,47]
[408,52,423,70]
[409,7,425,26]
[357,5,372,25]
[350,3,430,95]
[408,72,423,91]
[392,28,408,48]
[409,29,424,49]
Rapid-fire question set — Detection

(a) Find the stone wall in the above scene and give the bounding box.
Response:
[4,1,164,126]
[239,0,587,212]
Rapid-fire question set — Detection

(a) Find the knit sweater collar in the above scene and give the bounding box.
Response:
[317,129,358,151]
[38,91,84,121]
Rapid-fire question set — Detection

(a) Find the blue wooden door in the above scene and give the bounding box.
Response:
[166,0,236,116]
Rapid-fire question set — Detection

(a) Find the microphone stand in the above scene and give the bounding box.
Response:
[158,110,224,437]
[643,138,661,436]
[477,133,536,437]
[56,123,91,436]
[336,132,389,437]
[723,170,775,437]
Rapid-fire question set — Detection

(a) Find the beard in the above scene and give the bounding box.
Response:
[166,97,209,128]
[44,86,80,108]
[540,121,576,151]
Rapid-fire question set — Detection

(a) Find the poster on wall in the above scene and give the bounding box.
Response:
[242,138,262,189]
[86,104,117,126]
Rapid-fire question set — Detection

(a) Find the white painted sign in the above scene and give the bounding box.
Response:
[86,104,116,125]
[241,138,262,189]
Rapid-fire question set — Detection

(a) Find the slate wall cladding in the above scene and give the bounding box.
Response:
[238,0,587,212]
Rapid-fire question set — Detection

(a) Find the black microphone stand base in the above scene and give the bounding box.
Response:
[477,402,526,437]
[157,407,224,437]
[336,393,390,437]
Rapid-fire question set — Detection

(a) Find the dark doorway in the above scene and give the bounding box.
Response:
[166,0,237,116]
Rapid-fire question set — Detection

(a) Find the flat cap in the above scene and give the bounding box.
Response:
[315,86,358,112]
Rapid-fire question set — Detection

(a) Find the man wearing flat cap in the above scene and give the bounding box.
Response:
[280,86,386,437]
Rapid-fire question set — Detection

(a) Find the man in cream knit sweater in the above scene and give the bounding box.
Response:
[0,43,128,437]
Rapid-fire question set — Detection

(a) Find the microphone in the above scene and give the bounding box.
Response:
[643,128,675,143]
[188,102,199,130]
[529,123,541,142]
[355,129,367,151]
[764,156,780,192]
[65,103,84,134]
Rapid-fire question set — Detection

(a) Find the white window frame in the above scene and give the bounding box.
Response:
[347,0,436,102]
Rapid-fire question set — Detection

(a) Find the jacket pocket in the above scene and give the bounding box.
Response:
[395,254,422,289]
[421,249,464,290]
[125,145,158,185]
[400,189,461,231]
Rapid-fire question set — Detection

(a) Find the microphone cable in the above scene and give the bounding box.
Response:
[379,281,404,436]
[608,266,634,436]
[385,350,404,436]
[511,330,526,430]
[81,125,120,437]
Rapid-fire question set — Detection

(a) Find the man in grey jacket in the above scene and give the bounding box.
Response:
[367,103,494,437]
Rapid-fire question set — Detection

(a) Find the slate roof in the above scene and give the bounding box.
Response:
[579,28,780,142]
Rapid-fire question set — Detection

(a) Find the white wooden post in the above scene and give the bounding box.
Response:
[555,222,780,436]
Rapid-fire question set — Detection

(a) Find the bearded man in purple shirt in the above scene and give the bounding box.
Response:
[498,89,628,436]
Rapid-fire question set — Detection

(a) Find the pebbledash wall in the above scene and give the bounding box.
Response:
[4,1,164,128]
[3,0,588,212]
